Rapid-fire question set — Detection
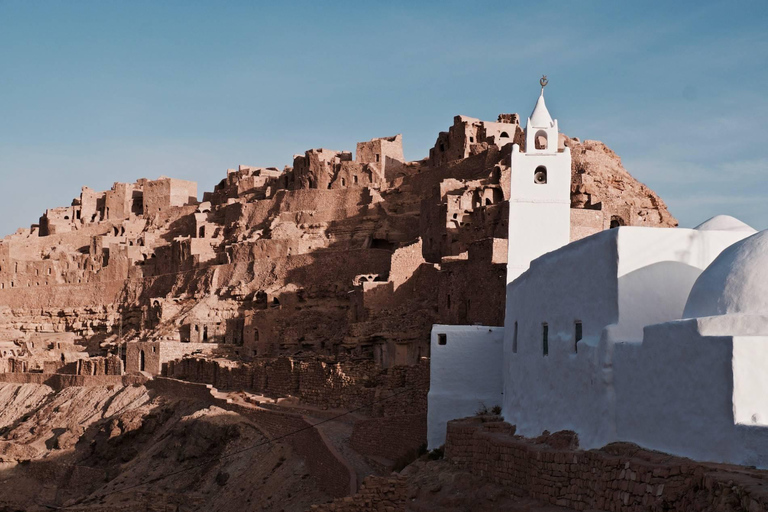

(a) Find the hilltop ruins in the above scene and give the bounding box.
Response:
[0,107,683,511]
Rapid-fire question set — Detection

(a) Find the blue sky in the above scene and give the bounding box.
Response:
[1,1,766,236]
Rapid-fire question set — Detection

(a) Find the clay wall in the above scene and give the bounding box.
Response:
[143,178,197,216]
[329,161,384,190]
[291,149,352,190]
[76,355,123,376]
[166,356,429,416]
[437,239,507,326]
[125,341,223,375]
[444,417,768,512]
[309,476,408,511]
[349,413,426,461]
[104,182,142,220]
[79,186,106,224]
[355,134,406,182]
[571,207,606,242]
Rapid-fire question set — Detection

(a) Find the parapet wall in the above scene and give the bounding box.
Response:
[444,417,768,512]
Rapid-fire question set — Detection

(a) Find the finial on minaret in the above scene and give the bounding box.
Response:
[540,75,548,91]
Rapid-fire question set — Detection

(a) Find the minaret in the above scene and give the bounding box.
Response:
[506,76,572,285]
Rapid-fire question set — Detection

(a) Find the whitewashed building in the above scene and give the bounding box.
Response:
[428,83,768,468]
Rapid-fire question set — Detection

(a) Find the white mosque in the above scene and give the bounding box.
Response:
[427,81,768,469]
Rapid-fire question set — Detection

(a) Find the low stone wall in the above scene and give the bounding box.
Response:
[308,476,408,512]
[166,356,429,417]
[0,372,145,390]
[444,417,768,512]
[350,413,426,462]
[76,355,123,376]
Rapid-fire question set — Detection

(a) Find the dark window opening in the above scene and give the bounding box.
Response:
[203,326,208,342]
[438,333,447,346]
[353,175,358,184]
[542,323,549,356]
[341,178,346,187]
[139,350,145,371]
[534,129,548,150]
[76,210,81,220]
[575,321,583,353]
[610,216,626,229]
[513,321,518,353]
[469,136,474,143]
[254,328,260,342]
[370,238,395,250]
[375,154,380,163]
[446,294,451,309]
[64,216,69,220]
[500,132,509,138]
[439,143,445,152]
[199,226,205,238]
[485,198,492,206]
[534,166,548,184]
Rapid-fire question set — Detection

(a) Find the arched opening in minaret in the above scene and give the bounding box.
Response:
[534,130,548,150]
[610,216,626,229]
[533,166,548,185]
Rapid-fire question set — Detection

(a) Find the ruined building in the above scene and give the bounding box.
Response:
[0,99,675,385]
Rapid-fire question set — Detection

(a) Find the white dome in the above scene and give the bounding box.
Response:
[694,215,756,233]
[683,230,768,318]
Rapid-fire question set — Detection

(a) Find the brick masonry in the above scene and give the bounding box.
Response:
[350,413,426,462]
[444,417,768,512]
[166,356,429,417]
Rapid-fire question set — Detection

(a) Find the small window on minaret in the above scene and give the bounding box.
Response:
[542,323,549,356]
[534,166,548,185]
[438,333,447,346]
[535,130,548,150]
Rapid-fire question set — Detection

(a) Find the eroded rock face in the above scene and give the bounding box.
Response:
[568,138,678,228]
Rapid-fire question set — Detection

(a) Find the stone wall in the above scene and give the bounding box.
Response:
[349,413,426,462]
[308,476,408,511]
[444,417,768,512]
[166,356,429,417]
[76,355,123,375]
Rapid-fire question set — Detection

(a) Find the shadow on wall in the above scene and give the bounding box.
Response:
[616,261,703,340]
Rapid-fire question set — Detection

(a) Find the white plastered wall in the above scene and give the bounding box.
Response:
[427,325,504,449]
[506,144,571,285]
[502,226,755,451]
[615,320,768,468]
[503,230,620,447]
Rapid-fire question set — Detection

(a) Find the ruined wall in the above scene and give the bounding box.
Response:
[444,417,768,512]
[349,413,426,462]
[166,356,429,416]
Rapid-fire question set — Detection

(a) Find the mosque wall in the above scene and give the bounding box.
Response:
[501,227,755,450]
[427,325,504,449]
